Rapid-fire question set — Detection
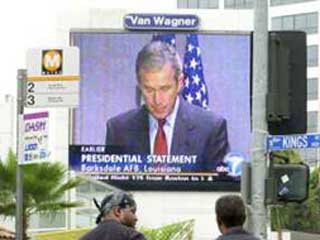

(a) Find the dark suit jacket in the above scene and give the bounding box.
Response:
[106,97,229,171]
[215,227,260,240]
[79,219,145,240]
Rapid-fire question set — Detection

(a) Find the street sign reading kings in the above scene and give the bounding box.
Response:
[267,133,320,151]
[124,14,199,30]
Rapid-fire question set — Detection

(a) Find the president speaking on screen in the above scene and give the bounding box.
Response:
[105,40,230,172]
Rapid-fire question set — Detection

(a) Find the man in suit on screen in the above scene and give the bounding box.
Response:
[105,41,229,172]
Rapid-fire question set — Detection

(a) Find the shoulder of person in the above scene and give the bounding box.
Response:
[107,106,147,125]
[106,220,145,240]
[222,233,260,240]
[181,99,226,126]
[126,227,146,240]
[79,220,129,240]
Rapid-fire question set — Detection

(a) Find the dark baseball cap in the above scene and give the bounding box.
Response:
[94,191,136,224]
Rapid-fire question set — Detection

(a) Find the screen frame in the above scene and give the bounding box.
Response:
[69,29,253,191]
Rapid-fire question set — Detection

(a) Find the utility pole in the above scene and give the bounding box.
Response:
[16,69,26,240]
[250,0,268,239]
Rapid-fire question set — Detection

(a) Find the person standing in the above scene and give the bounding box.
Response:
[79,191,145,240]
[215,195,259,240]
[106,41,229,172]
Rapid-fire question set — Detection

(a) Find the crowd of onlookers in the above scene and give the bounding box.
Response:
[2,193,259,240]
[80,192,260,240]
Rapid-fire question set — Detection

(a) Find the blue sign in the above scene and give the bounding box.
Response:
[69,145,200,176]
[124,14,199,30]
[267,133,320,150]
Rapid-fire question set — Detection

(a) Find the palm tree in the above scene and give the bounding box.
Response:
[0,149,83,239]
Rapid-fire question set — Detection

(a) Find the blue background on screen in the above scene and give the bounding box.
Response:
[71,32,251,161]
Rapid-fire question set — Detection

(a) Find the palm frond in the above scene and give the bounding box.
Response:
[44,177,84,202]
[0,203,16,217]
[34,201,83,213]
[0,149,17,191]
[0,151,83,234]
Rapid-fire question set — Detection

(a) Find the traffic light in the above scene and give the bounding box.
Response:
[267,31,307,135]
[242,162,309,204]
[273,163,309,203]
[265,163,309,204]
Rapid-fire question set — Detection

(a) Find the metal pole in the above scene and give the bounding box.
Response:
[16,69,26,240]
[250,0,268,239]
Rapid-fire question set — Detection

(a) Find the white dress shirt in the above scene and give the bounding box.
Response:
[149,97,180,154]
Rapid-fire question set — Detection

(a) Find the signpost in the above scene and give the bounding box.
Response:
[249,0,269,238]
[16,70,25,240]
[15,47,80,239]
[25,48,80,108]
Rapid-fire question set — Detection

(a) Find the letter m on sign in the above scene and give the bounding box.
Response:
[42,49,63,75]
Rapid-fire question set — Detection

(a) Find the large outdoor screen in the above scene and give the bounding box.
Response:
[69,30,252,190]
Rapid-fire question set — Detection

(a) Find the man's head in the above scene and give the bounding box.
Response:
[136,41,184,120]
[94,191,138,228]
[215,195,246,233]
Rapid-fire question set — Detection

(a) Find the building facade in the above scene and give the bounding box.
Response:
[1,1,318,238]
[0,95,14,161]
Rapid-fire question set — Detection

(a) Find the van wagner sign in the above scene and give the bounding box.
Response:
[124,14,199,30]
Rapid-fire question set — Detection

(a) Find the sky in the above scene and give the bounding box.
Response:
[0,0,175,98]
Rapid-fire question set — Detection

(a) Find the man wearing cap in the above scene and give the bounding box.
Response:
[79,191,145,240]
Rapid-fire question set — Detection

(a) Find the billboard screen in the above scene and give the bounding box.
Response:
[69,31,251,190]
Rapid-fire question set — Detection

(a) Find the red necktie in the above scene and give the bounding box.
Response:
[154,119,167,155]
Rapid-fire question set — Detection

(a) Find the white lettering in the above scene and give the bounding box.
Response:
[283,136,308,149]
[128,15,138,24]
[153,16,165,25]
[44,53,60,68]
[128,16,151,25]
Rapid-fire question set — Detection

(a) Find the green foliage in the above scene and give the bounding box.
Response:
[0,149,83,236]
[141,219,194,240]
[270,150,304,164]
[270,150,320,233]
[34,228,90,240]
